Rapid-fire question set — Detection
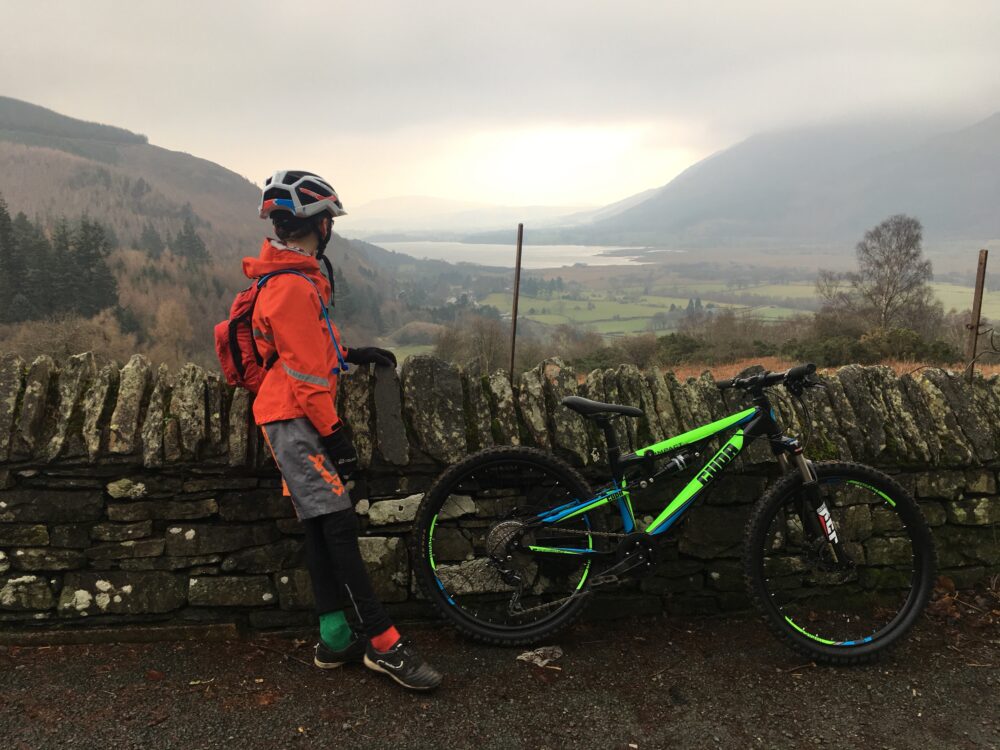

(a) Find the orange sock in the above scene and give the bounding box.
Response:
[370,626,401,652]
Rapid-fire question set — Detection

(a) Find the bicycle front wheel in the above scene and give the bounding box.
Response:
[744,461,935,664]
[411,447,604,646]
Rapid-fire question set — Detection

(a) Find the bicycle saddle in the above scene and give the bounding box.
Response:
[560,395,644,419]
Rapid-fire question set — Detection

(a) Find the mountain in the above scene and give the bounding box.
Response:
[0,96,265,257]
[466,116,1000,250]
[0,96,460,355]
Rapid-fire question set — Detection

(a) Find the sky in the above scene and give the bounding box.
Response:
[3,1,1000,209]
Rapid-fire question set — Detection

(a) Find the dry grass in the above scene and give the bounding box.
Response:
[570,356,999,384]
[661,357,1000,380]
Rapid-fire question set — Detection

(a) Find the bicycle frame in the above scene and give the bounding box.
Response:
[529,401,800,552]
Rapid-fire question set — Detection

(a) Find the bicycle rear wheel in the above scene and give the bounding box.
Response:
[411,447,605,646]
[744,461,935,664]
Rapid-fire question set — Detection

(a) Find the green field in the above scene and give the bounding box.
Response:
[475,279,995,341]
[931,282,1000,317]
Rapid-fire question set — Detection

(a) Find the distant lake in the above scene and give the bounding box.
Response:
[375,241,649,269]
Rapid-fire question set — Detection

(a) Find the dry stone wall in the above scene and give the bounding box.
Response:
[0,352,997,632]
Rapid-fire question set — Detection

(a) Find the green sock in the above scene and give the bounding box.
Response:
[319,610,353,650]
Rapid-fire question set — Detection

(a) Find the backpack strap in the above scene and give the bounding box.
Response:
[257,270,349,374]
[320,254,336,308]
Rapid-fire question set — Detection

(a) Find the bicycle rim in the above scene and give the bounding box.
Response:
[753,467,932,651]
[422,452,600,635]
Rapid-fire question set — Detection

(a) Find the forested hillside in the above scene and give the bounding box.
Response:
[0,96,462,368]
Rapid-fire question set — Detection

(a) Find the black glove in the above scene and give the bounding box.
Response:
[344,346,397,368]
[319,423,358,479]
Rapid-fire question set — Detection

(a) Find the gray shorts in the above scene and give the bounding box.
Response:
[261,418,353,520]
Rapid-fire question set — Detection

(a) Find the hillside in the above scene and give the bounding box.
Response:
[465,115,1000,250]
[0,96,471,367]
[0,96,264,257]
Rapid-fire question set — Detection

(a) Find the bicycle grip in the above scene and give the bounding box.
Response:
[785,363,816,380]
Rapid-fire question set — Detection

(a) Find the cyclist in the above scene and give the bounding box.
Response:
[246,170,441,691]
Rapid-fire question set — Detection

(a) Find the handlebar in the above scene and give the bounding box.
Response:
[714,363,817,393]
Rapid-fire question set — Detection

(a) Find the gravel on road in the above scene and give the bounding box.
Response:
[1,611,997,750]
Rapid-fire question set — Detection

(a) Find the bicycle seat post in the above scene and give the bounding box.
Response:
[595,415,623,479]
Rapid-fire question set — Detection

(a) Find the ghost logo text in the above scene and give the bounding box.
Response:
[696,442,740,485]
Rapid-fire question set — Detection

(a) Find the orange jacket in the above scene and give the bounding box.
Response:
[242,239,345,435]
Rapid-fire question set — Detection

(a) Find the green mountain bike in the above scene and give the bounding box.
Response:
[410,364,936,664]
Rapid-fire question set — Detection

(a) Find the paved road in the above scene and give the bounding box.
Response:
[1,612,997,750]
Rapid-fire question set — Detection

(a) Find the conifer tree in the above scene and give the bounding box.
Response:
[172,216,208,263]
[0,195,14,323]
[139,222,165,258]
[73,216,118,316]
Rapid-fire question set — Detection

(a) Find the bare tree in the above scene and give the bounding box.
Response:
[817,214,938,333]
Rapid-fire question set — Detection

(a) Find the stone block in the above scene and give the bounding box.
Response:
[0,524,49,546]
[964,470,997,496]
[1,574,54,610]
[205,374,226,453]
[45,352,97,460]
[119,555,221,572]
[188,575,276,607]
[0,489,104,523]
[81,362,117,461]
[337,365,374,469]
[109,354,152,454]
[0,550,7,574]
[183,477,258,493]
[228,388,252,467]
[217,492,294,521]
[871,506,904,533]
[9,548,86,571]
[14,355,55,457]
[936,526,1000,567]
[91,521,153,542]
[164,524,279,556]
[275,568,314,610]
[358,536,409,602]
[864,537,912,565]
[58,571,185,616]
[368,494,422,526]
[433,527,474,562]
[946,498,1000,526]
[0,354,25,461]
[49,524,91,548]
[107,498,218,522]
[486,370,520,446]
[677,505,747,559]
[171,363,207,457]
[541,358,592,464]
[918,501,947,527]
[373,365,410,465]
[221,539,303,573]
[276,518,304,535]
[705,560,743,591]
[463,369,494,453]
[141,364,169,468]
[915,471,964,500]
[106,478,148,499]
[163,417,182,462]
[842,504,872,541]
[86,538,165,560]
[401,356,467,463]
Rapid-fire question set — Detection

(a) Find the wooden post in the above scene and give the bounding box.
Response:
[509,223,524,385]
[965,248,989,382]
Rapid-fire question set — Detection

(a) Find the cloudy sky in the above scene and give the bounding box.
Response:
[3,1,1000,208]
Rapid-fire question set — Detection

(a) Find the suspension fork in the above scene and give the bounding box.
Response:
[773,436,851,567]
[793,452,853,567]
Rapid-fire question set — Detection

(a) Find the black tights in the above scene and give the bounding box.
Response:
[301,508,394,638]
